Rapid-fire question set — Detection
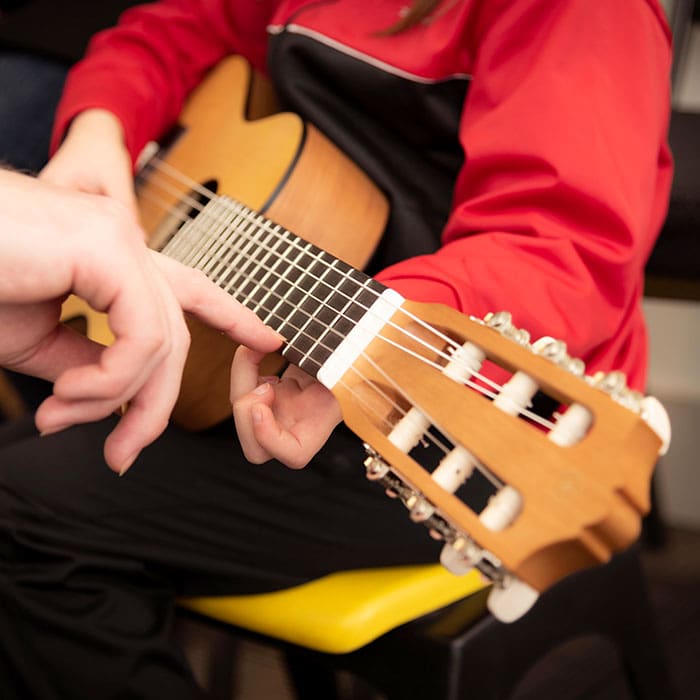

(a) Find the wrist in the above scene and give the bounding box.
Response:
[67,108,127,146]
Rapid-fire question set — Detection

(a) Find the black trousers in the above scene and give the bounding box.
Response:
[0,415,440,699]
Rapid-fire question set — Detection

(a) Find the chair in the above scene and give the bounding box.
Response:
[176,545,676,699]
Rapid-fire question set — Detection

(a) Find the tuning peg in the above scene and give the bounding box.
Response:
[483,310,512,330]
[591,370,627,394]
[548,403,593,446]
[487,575,540,622]
[363,449,390,480]
[405,494,435,522]
[440,537,483,575]
[484,311,531,345]
[532,335,567,361]
[640,396,672,456]
[484,310,534,346]
[531,336,588,377]
[479,486,523,531]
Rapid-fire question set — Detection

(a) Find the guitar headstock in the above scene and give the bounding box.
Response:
[333,303,670,622]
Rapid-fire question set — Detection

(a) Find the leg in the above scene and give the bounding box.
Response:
[0,417,439,698]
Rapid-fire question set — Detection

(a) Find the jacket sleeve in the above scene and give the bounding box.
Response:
[50,0,275,162]
[375,0,672,389]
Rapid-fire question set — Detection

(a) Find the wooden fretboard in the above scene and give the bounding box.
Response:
[161,196,389,378]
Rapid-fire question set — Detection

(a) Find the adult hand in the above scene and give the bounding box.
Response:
[231,346,342,469]
[0,169,282,474]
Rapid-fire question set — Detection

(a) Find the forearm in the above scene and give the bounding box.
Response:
[51,0,270,163]
[378,0,673,389]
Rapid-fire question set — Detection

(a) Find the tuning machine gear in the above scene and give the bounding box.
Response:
[361,444,540,622]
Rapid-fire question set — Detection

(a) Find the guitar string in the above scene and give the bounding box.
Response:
[140,160,557,432]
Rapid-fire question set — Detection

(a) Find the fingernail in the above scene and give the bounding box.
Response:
[118,452,138,477]
[253,382,270,395]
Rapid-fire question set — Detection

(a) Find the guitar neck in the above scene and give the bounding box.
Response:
[161,195,400,383]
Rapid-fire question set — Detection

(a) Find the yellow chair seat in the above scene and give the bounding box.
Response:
[179,564,486,654]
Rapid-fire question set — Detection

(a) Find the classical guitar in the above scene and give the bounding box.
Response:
[62,56,670,621]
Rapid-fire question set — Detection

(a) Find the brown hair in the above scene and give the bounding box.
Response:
[383,0,445,34]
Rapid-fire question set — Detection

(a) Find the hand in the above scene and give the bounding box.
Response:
[231,347,342,469]
[41,108,138,217]
[0,169,282,474]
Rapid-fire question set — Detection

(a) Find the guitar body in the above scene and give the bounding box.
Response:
[62,56,389,430]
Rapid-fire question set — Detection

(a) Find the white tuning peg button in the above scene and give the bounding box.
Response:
[640,396,671,456]
[487,576,539,622]
[440,539,481,575]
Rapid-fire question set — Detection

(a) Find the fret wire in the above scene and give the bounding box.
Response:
[225,222,290,301]
[251,247,296,318]
[258,251,354,329]
[218,226,270,298]
[249,236,311,315]
[182,200,248,269]
[282,257,361,366]
[252,243,337,317]
[169,201,370,357]
[281,246,347,354]
[174,198,234,265]
[257,237,315,329]
[142,166,388,360]
[220,223,292,302]
[189,200,252,273]
[159,194,200,259]
[163,198,429,378]
[206,210,272,284]
[162,197,228,262]
[214,208,278,283]
[162,217,203,261]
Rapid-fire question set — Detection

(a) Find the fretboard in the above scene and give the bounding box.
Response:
[161,196,392,379]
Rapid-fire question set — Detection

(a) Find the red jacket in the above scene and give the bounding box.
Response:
[53,0,673,390]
